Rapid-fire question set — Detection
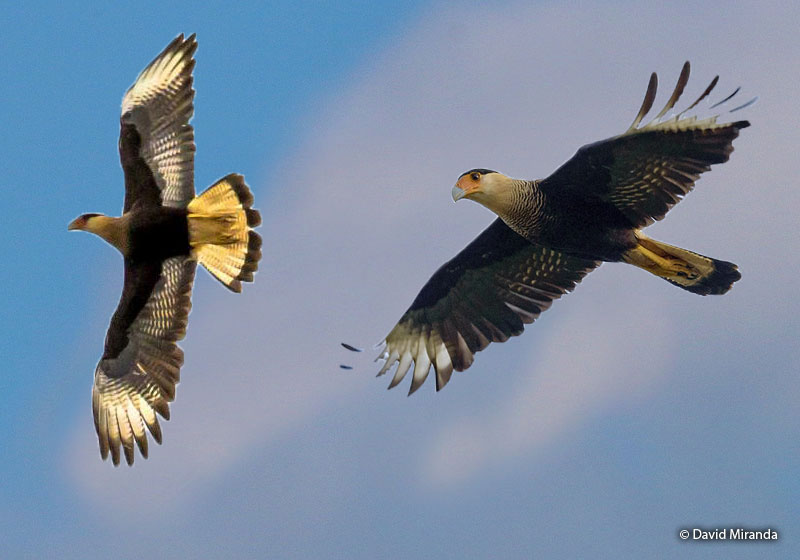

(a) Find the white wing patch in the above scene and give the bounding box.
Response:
[93,257,196,465]
[121,34,197,207]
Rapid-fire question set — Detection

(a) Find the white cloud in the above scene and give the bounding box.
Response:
[423,290,675,486]
[66,0,800,515]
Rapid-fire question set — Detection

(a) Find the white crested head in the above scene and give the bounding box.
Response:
[452,169,516,217]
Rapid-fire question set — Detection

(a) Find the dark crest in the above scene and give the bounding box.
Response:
[459,168,498,179]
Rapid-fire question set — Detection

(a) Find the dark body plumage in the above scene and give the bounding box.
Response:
[100,207,190,367]
[70,34,262,466]
[127,206,190,261]
[370,62,750,394]
[521,185,637,261]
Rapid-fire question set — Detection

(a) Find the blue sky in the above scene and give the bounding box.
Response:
[2,1,799,558]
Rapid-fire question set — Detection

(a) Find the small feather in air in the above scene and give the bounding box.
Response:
[341,343,363,352]
[339,365,354,370]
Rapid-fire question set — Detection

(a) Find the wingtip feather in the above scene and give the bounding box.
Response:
[652,61,690,121]
[629,71,658,131]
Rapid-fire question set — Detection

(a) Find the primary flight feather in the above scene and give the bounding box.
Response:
[69,34,262,466]
[369,62,748,394]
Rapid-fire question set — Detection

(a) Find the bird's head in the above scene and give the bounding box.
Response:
[68,213,104,232]
[452,169,515,216]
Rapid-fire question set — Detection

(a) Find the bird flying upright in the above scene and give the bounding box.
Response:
[69,34,262,466]
[369,62,749,395]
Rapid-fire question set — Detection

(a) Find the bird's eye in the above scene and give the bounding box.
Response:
[471,172,480,181]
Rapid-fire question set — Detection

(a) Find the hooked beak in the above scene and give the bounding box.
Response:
[68,217,83,231]
[451,184,467,202]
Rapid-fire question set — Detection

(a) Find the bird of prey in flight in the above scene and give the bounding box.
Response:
[69,34,262,465]
[360,62,750,395]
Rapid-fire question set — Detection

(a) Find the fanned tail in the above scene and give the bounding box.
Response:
[187,173,262,292]
[622,234,740,295]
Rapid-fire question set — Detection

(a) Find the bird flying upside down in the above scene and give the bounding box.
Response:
[69,34,262,466]
[371,61,749,395]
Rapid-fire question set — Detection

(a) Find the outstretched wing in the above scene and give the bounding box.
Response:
[119,34,197,212]
[376,219,599,394]
[540,61,751,228]
[93,257,196,465]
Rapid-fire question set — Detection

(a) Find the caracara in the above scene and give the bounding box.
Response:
[69,34,262,465]
[367,62,750,394]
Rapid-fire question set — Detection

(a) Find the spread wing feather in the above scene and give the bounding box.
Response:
[119,34,197,211]
[541,61,750,228]
[376,219,599,394]
[93,257,196,465]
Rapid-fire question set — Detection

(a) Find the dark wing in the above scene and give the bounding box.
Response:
[119,34,197,212]
[540,62,751,228]
[376,219,600,394]
[93,257,196,465]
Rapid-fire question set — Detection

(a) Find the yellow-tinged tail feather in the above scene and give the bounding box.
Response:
[187,173,262,292]
[622,234,740,295]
